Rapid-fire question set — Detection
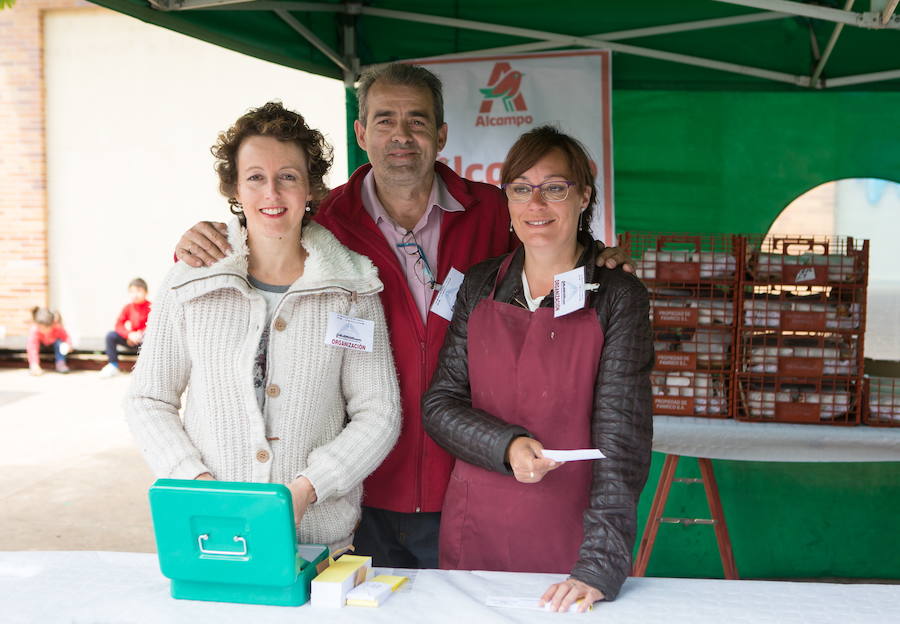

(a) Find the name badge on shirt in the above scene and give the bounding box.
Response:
[429,267,465,321]
[325,312,375,353]
[553,267,587,318]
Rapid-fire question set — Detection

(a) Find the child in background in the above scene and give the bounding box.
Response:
[27,307,72,375]
[100,278,151,378]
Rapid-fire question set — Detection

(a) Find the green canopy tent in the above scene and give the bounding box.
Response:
[88,0,900,233]
[87,0,900,580]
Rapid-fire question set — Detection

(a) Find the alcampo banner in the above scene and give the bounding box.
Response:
[416,51,614,244]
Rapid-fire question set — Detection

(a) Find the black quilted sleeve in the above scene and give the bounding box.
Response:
[570,270,654,600]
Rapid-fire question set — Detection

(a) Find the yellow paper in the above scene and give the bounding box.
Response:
[370,575,408,591]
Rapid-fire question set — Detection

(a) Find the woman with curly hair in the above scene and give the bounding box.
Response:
[126,102,400,553]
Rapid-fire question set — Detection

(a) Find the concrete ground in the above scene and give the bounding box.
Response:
[0,368,156,552]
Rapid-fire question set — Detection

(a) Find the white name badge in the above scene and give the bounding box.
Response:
[553,266,587,317]
[430,267,465,321]
[325,312,375,353]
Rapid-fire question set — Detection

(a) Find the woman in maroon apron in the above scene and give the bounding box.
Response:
[423,126,654,612]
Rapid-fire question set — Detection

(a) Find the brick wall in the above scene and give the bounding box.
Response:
[0,0,88,341]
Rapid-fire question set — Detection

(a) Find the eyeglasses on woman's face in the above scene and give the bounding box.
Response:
[501,180,577,203]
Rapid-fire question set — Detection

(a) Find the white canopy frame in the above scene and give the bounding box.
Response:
[145,0,900,90]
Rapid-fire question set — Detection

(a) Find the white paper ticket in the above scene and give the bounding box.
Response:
[541,448,606,462]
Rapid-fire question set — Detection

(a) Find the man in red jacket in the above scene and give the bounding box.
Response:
[174,64,630,568]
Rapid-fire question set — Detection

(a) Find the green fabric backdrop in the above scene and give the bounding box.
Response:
[614,90,900,234]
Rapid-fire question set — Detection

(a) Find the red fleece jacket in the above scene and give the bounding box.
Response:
[315,162,515,513]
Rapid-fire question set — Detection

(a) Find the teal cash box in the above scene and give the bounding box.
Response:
[149,479,329,607]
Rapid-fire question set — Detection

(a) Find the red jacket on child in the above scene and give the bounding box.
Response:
[26,323,70,365]
[314,162,514,514]
[115,300,152,339]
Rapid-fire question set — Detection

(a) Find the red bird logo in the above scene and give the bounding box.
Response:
[479,63,527,113]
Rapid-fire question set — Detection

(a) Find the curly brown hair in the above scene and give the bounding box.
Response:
[211,101,334,225]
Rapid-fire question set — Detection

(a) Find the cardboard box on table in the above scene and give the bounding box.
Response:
[149,479,329,607]
[310,554,372,607]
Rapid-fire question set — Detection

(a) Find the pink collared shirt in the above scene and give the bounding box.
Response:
[361,170,465,322]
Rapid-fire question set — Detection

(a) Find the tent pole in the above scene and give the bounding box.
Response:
[414,11,791,59]
[165,1,341,11]
[275,9,349,73]
[823,67,900,88]
[342,8,367,174]
[810,0,854,89]
[882,0,900,25]
[358,7,809,86]
[715,0,899,29]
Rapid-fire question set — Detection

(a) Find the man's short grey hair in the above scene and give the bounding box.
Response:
[357,63,444,128]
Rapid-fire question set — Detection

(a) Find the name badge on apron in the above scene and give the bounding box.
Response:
[553,267,587,317]
[430,267,465,321]
[325,312,375,353]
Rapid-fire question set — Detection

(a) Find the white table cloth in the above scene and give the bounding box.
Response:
[652,415,900,462]
[1,551,898,624]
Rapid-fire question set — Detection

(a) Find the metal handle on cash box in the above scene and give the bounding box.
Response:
[197,533,248,556]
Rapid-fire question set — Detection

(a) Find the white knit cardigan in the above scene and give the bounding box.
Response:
[125,219,401,548]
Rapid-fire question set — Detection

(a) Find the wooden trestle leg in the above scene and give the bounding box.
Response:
[697,457,739,579]
[633,454,680,576]
[632,454,739,580]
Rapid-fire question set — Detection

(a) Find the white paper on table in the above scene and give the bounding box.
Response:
[540,448,606,462]
[486,596,588,613]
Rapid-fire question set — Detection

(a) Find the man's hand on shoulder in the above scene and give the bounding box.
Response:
[175,221,230,267]
[595,242,636,273]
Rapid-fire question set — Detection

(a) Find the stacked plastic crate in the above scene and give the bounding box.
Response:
[620,234,742,418]
[736,236,869,425]
[864,376,900,426]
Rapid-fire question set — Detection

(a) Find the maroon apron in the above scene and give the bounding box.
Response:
[439,254,605,573]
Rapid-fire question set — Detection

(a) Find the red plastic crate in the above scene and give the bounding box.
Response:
[622,232,742,419]
[654,327,733,372]
[744,235,868,286]
[737,332,862,379]
[742,286,864,333]
[651,371,731,418]
[651,289,736,328]
[619,232,743,285]
[735,374,860,425]
[864,376,900,427]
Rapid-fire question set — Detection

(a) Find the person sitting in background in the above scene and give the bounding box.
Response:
[100,277,151,378]
[126,102,400,554]
[423,126,654,612]
[26,307,72,375]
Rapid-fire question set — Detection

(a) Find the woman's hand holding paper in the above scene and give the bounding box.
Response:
[506,437,562,483]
